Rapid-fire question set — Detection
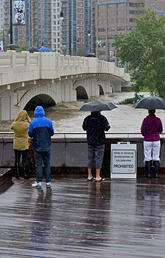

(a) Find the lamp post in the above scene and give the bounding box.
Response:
[87,31,91,54]
[10,0,13,44]
[60,10,64,54]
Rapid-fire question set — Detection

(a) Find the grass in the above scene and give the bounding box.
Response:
[118,93,144,105]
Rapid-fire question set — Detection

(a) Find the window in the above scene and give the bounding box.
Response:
[98,19,106,25]
[129,10,143,15]
[108,18,115,24]
[129,18,136,23]
[117,26,125,31]
[98,36,106,40]
[117,18,125,23]
[108,35,114,39]
[107,27,115,32]
[129,3,144,8]
[98,28,106,32]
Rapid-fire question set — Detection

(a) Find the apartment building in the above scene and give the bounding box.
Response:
[91,0,98,54]
[2,0,92,54]
[0,0,4,32]
[51,0,62,52]
[96,0,165,62]
[145,0,165,11]
[2,0,10,46]
[61,0,92,56]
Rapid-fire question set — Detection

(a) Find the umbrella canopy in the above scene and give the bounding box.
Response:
[79,100,117,112]
[28,47,39,53]
[39,47,52,52]
[86,53,96,57]
[133,96,165,110]
[6,43,19,50]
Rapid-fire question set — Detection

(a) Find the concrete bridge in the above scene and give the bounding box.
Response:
[0,51,130,120]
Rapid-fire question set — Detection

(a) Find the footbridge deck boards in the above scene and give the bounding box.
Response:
[0,177,165,257]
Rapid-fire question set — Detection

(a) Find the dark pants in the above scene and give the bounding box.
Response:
[34,150,51,183]
[14,149,28,169]
[88,144,105,169]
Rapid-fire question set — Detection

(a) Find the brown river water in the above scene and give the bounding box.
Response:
[1,92,165,134]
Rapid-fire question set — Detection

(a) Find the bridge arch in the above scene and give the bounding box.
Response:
[99,85,104,95]
[75,86,88,100]
[24,94,56,111]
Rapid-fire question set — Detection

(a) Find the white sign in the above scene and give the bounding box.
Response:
[111,143,137,178]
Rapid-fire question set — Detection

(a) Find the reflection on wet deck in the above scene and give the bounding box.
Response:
[0,178,165,257]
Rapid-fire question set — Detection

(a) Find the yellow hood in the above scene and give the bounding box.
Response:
[15,110,28,122]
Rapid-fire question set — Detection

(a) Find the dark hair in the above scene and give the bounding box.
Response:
[148,109,155,115]
[91,111,100,116]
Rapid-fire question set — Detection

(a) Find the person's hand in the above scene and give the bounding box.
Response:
[27,115,31,122]
[28,138,32,144]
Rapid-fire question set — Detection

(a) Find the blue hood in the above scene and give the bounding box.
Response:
[34,106,45,118]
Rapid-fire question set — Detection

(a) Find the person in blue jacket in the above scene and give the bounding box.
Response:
[29,106,54,188]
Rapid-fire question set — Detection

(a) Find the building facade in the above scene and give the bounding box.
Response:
[91,0,97,54]
[96,0,165,62]
[61,0,92,56]
[2,0,165,55]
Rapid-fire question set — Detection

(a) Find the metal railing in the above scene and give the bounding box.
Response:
[1,131,165,139]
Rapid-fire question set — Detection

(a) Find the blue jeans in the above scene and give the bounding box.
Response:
[34,150,51,183]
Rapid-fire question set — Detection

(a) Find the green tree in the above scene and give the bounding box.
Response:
[16,41,29,52]
[115,9,165,97]
[73,47,87,57]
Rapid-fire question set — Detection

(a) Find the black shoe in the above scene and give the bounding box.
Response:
[15,168,20,179]
[16,172,20,179]
[153,161,159,178]
[145,161,151,178]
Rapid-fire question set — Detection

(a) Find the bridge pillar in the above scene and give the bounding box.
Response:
[0,96,11,120]
[88,78,99,97]
[112,82,122,93]
[60,79,76,102]
[0,92,22,120]
[101,80,112,95]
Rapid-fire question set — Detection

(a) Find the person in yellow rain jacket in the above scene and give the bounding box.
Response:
[11,110,31,179]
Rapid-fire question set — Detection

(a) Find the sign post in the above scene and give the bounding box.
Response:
[111,142,137,179]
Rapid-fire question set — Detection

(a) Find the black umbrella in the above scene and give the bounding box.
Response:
[133,96,165,110]
[6,44,20,50]
[86,53,96,57]
[28,47,39,53]
[79,100,117,112]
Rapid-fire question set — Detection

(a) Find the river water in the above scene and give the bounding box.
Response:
[2,92,165,134]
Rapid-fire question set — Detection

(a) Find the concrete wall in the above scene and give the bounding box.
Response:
[1,135,165,174]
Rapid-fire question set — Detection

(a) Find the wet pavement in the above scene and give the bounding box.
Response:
[0,178,165,257]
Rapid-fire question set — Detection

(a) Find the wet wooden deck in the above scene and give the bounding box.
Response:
[0,177,165,257]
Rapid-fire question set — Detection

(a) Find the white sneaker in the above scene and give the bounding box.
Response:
[46,182,51,188]
[32,181,42,188]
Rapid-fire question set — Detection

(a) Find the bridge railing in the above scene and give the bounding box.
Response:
[0,51,40,86]
[0,51,130,87]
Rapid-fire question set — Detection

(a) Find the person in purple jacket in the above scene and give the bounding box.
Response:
[141,109,163,178]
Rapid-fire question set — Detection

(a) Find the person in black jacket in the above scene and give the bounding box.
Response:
[82,111,110,182]
[29,106,54,188]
